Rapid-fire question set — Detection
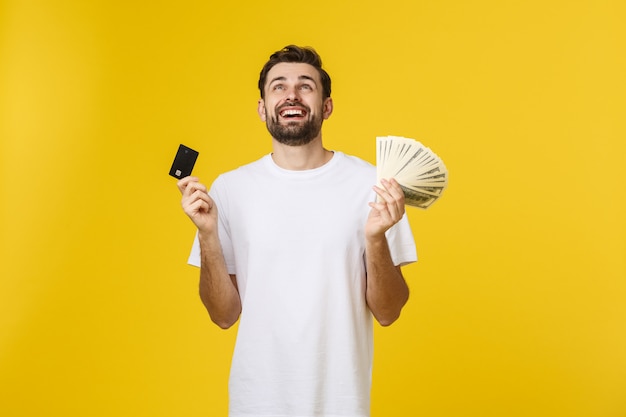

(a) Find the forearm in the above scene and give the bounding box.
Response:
[365,234,409,326]
[198,231,241,329]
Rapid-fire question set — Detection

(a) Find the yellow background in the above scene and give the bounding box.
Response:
[1,0,625,416]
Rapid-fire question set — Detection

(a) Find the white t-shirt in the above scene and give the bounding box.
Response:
[188,151,417,417]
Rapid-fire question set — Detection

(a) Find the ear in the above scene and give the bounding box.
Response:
[322,97,334,120]
[257,99,266,121]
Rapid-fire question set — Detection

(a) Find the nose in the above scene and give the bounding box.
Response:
[285,86,300,102]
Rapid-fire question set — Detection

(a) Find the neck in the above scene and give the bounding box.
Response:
[270,136,333,170]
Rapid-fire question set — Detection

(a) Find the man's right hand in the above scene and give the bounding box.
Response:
[177,176,217,234]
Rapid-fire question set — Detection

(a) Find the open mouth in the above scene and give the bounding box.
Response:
[279,107,307,119]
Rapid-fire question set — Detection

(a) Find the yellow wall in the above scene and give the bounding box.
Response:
[1,1,625,416]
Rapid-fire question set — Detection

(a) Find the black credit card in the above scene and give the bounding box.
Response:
[169,144,199,179]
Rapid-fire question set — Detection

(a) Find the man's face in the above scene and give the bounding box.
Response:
[258,62,333,146]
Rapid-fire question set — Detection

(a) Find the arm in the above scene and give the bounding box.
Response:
[365,178,410,326]
[178,177,242,329]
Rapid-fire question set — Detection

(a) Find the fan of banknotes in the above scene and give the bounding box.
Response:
[376,135,448,209]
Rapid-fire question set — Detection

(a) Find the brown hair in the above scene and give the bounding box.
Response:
[258,45,332,99]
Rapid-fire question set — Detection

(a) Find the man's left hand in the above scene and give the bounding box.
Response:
[366,178,405,239]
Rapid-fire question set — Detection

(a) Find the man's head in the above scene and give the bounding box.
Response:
[258,45,331,100]
[257,45,333,146]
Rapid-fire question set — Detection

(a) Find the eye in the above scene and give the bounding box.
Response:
[299,84,313,90]
[272,84,285,91]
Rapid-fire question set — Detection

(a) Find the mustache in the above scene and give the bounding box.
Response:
[276,102,310,112]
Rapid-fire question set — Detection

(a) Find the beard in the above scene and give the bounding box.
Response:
[265,106,324,146]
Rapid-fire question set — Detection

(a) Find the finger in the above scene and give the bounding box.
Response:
[384,178,405,203]
[373,182,400,211]
[190,189,211,205]
[369,201,391,219]
[183,190,211,212]
[372,184,390,202]
[177,176,198,194]
[372,187,395,220]
[183,191,213,216]
[373,182,403,221]
[187,198,211,215]
[378,179,404,206]
[182,180,208,198]
[380,179,405,214]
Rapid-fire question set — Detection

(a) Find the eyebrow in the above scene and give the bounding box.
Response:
[269,75,318,85]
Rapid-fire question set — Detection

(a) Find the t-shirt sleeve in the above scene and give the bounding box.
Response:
[385,213,418,267]
[186,175,236,274]
[187,230,201,267]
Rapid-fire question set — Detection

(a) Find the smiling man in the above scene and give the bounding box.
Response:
[260,62,331,147]
[177,45,417,417]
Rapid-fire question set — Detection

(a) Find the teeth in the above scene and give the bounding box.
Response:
[281,109,304,116]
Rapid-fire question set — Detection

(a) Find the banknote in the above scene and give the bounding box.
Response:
[377,136,448,209]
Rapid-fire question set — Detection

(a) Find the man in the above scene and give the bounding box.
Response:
[177,45,417,417]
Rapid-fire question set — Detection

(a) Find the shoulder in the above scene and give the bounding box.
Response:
[214,155,271,183]
[332,151,376,179]
[334,151,374,168]
[208,156,271,203]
